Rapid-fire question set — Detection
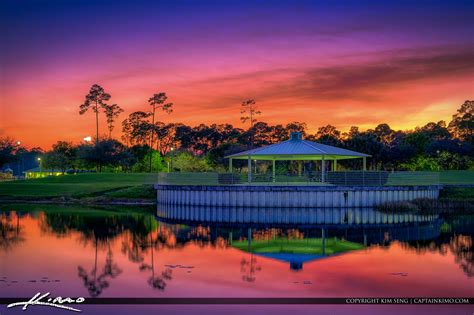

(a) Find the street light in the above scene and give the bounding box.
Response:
[15,141,21,177]
[168,147,175,172]
[37,157,42,175]
[83,136,92,143]
[37,158,43,176]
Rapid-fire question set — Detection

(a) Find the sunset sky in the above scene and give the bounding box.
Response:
[1,0,473,149]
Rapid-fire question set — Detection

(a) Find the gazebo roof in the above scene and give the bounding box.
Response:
[226,132,370,160]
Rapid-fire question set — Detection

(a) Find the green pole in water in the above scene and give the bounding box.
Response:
[248,227,252,251]
[321,228,326,256]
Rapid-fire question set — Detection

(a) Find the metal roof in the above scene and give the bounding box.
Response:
[226,132,370,160]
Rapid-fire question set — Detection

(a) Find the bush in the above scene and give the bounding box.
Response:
[171,151,212,172]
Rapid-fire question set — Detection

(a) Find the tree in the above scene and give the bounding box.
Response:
[79,84,111,143]
[240,99,261,147]
[284,122,306,139]
[122,111,152,145]
[418,121,451,140]
[42,141,77,173]
[436,151,471,170]
[0,137,17,168]
[132,151,164,172]
[104,104,124,139]
[171,151,212,172]
[154,123,177,157]
[250,122,274,147]
[449,100,474,145]
[400,156,440,171]
[148,92,173,172]
[315,124,341,146]
[77,139,128,172]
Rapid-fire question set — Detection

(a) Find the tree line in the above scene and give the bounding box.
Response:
[0,83,472,174]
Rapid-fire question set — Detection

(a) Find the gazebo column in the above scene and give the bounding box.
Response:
[247,155,252,183]
[272,160,276,182]
[229,158,233,173]
[321,155,325,183]
[363,157,367,171]
[332,160,337,171]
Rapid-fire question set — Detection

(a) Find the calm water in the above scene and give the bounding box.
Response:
[0,205,473,315]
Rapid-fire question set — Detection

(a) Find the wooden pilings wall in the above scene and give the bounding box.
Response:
[155,185,441,208]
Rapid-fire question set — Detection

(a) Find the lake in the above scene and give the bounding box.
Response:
[0,204,472,315]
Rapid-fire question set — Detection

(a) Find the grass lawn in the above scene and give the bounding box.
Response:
[232,237,364,255]
[0,173,157,199]
[386,170,474,186]
[0,202,154,214]
[439,187,474,200]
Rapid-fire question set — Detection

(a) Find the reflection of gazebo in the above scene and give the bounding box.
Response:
[256,253,325,271]
[226,132,370,183]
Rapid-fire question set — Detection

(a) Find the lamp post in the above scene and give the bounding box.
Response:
[37,157,42,177]
[168,147,175,172]
[16,141,21,178]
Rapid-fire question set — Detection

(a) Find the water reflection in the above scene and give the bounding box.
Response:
[139,221,173,290]
[402,235,473,277]
[158,204,441,225]
[77,244,122,296]
[0,211,25,252]
[240,254,262,282]
[0,207,473,299]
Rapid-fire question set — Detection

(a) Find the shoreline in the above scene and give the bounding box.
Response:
[0,186,471,208]
[0,197,155,206]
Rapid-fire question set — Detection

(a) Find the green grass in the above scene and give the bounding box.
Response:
[439,171,474,185]
[0,173,157,199]
[0,202,110,214]
[232,237,364,255]
[0,202,154,215]
[439,187,474,200]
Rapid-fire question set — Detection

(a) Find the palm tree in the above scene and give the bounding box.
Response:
[240,99,261,147]
[147,92,173,172]
[79,84,111,143]
[104,104,124,139]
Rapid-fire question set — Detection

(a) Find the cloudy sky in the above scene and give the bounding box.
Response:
[1,0,473,148]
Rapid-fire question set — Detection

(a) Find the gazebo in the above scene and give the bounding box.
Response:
[225,132,370,183]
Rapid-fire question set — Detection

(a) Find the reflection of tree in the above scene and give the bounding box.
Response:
[139,224,173,290]
[121,231,147,263]
[40,212,125,297]
[77,240,122,297]
[401,235,473,277]
[240,253,261,282]
[38,210,171,295]
[239,229,262,283]
[0,212,25,252]
[450,235,472,277]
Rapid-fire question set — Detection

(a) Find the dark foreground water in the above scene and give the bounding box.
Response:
[0,205,473,315]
